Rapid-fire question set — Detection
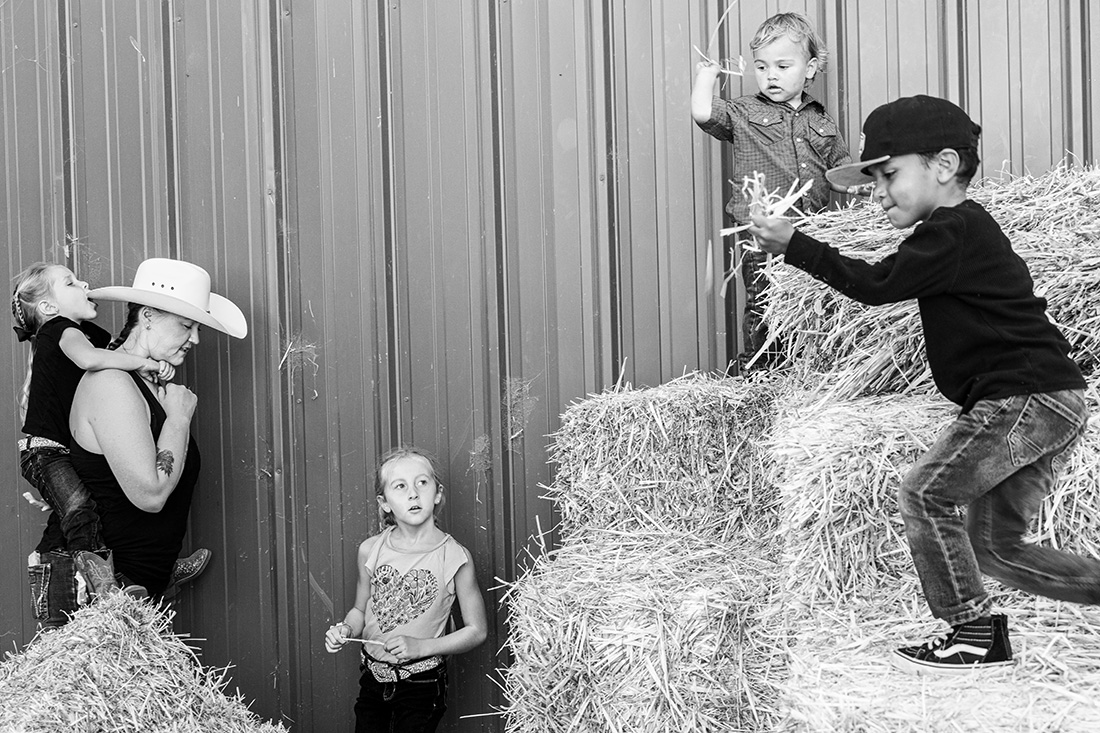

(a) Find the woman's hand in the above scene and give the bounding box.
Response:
[161,382,198,421]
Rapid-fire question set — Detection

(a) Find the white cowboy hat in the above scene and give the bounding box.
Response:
[89,258,247,339]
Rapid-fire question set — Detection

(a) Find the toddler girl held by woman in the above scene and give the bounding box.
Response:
[324,446,488,733]
[13,262,173,599]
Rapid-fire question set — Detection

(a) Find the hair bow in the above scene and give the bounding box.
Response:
[13,325,33,342]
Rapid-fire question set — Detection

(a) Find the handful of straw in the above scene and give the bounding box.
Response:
[716,172,814,297]
[692,1,744,77]
[720,172,814,242]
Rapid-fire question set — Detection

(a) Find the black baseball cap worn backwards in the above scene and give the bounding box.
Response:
[826,95,981,188]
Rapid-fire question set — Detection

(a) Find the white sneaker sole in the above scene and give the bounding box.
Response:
[889,650,1015,675]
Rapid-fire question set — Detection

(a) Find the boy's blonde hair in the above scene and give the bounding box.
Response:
[750,12,827,78]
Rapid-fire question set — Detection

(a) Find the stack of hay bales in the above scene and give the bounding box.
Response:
[503,164,1100,732]
[502,374,783,732]
[0,593,286,732]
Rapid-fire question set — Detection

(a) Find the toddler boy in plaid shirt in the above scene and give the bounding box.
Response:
[691,12,851,369]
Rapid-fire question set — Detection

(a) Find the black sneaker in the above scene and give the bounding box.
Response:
[891,614,1014,674]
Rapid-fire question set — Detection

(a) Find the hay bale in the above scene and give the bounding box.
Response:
[769,392,952,606]
[770,382,1100,607]
[770,380,1100,731]
[761,163,1100,400]
[0,594,286,733]
[546,372,778,540]
[503,525,781,733]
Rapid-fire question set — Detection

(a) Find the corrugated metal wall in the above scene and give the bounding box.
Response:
[1,1,1096,731]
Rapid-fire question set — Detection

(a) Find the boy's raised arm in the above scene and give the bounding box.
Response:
[691,61,721,124]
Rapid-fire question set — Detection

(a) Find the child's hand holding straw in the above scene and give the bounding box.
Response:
[692,0,745,77]
[722,171,811,251]
[746,205,796,255]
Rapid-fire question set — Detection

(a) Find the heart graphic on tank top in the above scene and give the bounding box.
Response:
[371,565,438,632]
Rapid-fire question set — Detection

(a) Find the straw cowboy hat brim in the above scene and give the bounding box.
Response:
[89,258,247,339]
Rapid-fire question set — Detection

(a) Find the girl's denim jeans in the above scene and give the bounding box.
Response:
[899,389,1100,626]
[20,446,104,553]
[354,662,447,733]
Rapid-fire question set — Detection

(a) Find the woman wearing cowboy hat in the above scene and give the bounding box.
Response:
[64,258,247,599]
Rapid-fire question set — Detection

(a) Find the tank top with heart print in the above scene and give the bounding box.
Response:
[361,527,468,649]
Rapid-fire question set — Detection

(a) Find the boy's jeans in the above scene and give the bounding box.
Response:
[20,446,104,553]
[899,389,1100,626]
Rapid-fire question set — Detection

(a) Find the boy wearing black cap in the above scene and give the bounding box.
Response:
[748,94,1100,674]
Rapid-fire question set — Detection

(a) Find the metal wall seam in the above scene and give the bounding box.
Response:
[249,0,292,719]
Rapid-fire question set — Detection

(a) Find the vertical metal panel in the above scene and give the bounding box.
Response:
[165,0,286,724]
[608,0,732,387]
[829,0,1097,178]
[66,0,172,277]
[0,0,67,652]
[273,0,390,725]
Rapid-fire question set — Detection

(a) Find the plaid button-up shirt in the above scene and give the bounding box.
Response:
[697,92,851,223]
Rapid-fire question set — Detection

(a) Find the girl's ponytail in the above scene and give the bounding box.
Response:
[11,292,33,342]
[11,263,55,424]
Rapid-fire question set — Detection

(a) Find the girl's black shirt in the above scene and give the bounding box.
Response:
[21,316,111,444]
[784,199,1085,412]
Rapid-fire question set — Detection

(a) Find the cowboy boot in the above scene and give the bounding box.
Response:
[162,548,212,599]
[73,550,121,599]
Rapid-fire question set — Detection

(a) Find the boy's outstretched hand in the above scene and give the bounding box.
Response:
[747,210,795,255]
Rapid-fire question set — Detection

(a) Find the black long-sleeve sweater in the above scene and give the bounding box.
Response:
[783,200,1084,412]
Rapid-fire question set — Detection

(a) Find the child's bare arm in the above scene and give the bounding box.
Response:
[325,538,376,653]
[691,61,721,124]
[58,327,160,374]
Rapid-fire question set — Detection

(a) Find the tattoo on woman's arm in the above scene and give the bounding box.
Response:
[156,449,175,476]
